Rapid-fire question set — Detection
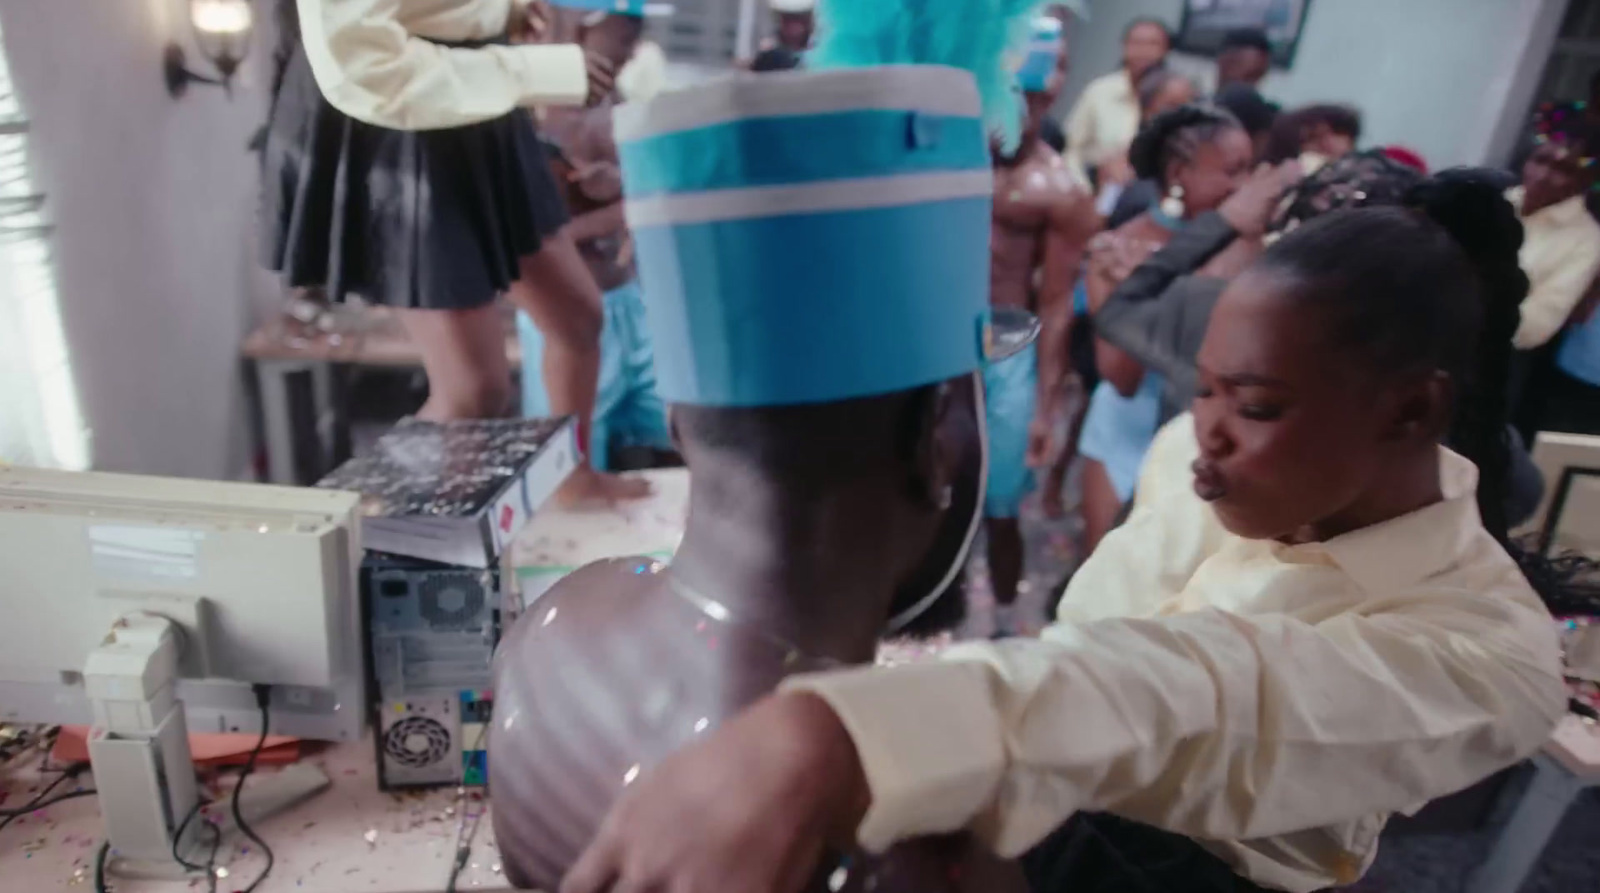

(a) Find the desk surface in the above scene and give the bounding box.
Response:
[0,471,691,892]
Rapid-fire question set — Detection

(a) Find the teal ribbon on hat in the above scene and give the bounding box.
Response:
[552,0,650,14]
[634,195,991,407]
[620,110,989,199]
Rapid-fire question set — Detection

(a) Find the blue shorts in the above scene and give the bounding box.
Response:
[982,341,1038,519]
[518,280,670,471]
[1079,374,1164,502]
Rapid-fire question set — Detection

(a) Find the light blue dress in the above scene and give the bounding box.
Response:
[1079,374,1165,501]
[1077,207,1179,502]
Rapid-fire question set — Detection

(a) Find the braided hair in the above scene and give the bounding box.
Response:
[1255,172,1600,613]
[1127,103,1244,189]
[1268,149,1425,237]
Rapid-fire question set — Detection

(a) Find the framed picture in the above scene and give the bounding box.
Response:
[1174,0,1314,69]
[1521,432,1600,560]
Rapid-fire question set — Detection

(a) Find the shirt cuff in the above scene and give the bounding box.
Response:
[513,44,589,108]
[780,659,1005,853]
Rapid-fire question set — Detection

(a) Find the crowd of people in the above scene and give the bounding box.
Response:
[257,2,1600,891]
[988,13,1600,635]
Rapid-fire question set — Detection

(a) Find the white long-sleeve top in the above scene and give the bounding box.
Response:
[788,417,1566,891]
[297,0,588,131]
[1509,186,1600,350]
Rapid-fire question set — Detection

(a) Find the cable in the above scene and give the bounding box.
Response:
[0,762,93,836]
[444,721,491,893]
[0,787,97,818]
[232,684,275,893]
[93,840,111,893]
[171,795,216,873]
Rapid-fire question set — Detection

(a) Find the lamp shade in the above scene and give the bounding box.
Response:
[189,0,252,73]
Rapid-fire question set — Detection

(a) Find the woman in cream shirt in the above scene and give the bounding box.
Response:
[262,0,644,502]
[560,176,1567,893]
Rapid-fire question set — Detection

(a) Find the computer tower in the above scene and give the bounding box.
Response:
[374,688,493,789]
[362,554,501,790]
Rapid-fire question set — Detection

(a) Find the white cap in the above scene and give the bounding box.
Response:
[769,0,815,13]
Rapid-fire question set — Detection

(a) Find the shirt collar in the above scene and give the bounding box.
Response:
[1103,70,1137,103]
[1508,185,1592,229]
[1308,448,1484,595]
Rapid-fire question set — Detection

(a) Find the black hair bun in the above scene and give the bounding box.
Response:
[1405,169,1530,317]
[1405,170,1526,279]
[1127,103,1241,182]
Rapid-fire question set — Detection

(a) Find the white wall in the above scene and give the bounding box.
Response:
[1,0,277,479]
[1062,0,1568,170]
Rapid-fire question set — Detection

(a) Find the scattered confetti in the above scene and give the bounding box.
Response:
[363,828,379,847]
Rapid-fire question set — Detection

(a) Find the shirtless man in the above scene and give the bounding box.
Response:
[519,3,673,470]
[985,34,1100,635]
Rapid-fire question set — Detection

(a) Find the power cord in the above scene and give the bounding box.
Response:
[0,761,93,834]
[444,721,490,893]
[170,686,277,892]
[233,684,276,893]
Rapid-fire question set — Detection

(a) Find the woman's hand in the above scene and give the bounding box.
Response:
[562,693,871,893]
[510,0,553,43]
[1217,161,1303,238]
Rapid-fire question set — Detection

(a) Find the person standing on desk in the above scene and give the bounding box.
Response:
[261,0,647,504]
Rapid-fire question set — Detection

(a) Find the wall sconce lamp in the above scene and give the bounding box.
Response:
[164,0,254,98]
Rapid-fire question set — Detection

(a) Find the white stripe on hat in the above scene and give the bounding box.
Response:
[624,169,993,228]
[614,66,980,143]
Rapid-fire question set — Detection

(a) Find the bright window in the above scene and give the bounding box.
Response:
[0,17,87,469]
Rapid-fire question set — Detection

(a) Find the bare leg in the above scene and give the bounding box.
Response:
[509,230,650,505]
[395,304,516,421]
[986,516,1024,635]
[1041,383,1089,519]
[1080,458,1122,555]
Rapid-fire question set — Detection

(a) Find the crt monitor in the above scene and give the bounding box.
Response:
[0,464,365,740]
[0,465,365,876]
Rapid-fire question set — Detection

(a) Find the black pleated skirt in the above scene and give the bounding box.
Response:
[260,43,570,310]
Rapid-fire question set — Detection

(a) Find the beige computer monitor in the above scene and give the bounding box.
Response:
[0,465,366,741]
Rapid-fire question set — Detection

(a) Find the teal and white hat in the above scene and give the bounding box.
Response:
[1014,16,1064,93]
[616,67,1001,408]
[552,0,672,15]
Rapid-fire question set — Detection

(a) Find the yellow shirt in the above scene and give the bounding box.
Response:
[788,418,1566,892]
[1063,70,1140,181]
[297,0,588,131]
[1509,186,1600,349]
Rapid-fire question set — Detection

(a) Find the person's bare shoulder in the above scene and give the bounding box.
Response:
[1029,145,1097,237]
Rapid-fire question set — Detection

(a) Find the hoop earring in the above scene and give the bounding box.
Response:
[1161,184,1186,219]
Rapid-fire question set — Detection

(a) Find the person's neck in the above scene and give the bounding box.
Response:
[994,135,1039,168]
[1291,448,1443,544]
[667,468,902,666]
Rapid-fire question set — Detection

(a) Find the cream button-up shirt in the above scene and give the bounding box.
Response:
[1063,70,1140,181]
[788,418,1566,892]
[298,0,588,131]
[1509,186,1600,350]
